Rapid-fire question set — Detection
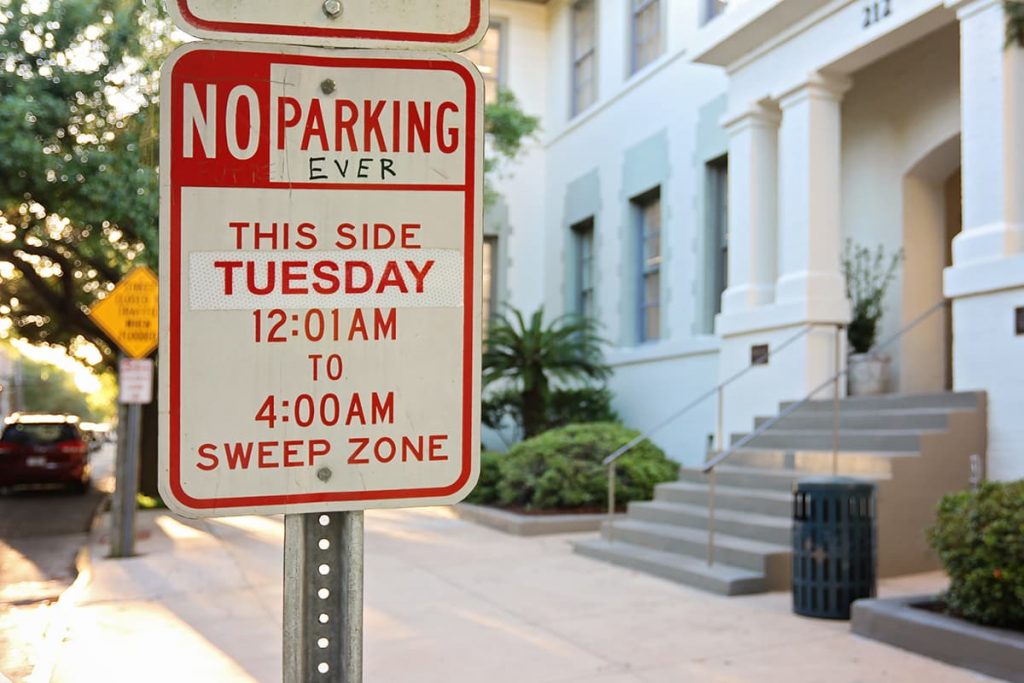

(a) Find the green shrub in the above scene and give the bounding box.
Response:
[465,451,503,504]
[927,480,1024,630]
[547,387,618,428]
[495,422,677,511]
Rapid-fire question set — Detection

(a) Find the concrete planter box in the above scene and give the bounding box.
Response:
[852,595,1024,682]
[454,503,614,536]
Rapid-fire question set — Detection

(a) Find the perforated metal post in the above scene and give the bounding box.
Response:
[284,511,364,683]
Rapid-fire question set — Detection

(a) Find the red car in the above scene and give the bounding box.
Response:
[0,413,91,493]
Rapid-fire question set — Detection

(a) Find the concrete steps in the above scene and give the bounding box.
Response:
[628,499,791,545]
[731,429,933,453]
[573,538,768,596]
[780,391,979,412]
[604,518,789,573]
[677,465,799,492]
[754,410,950,431]
[572,390,986,595]
[653,481,792,516]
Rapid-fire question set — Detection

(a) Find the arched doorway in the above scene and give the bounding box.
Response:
[900,135,961,393]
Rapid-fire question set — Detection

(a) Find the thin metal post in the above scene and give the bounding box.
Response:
[832,324,842,476]
[284,511,364,683]
[707,468,717,566]
[607,464,616,543]
[716,386,724,452]
[110,400,141,558]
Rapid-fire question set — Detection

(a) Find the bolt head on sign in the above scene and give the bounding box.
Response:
[158,42,483,517]
[167,0,488,51]
[89,266,159,359]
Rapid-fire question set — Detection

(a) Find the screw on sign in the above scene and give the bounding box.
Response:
[167,0,489,50]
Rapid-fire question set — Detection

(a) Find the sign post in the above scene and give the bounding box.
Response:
[159,38,483,682]
[283,511,363,682]
[90,266,159,558]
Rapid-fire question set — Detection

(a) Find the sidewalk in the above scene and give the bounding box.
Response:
[47,507,995,682]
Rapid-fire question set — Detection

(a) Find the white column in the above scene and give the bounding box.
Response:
[945,0,1024,481]
[775,73,851,318]
[720,102,780,314]
[947,0,1024,273]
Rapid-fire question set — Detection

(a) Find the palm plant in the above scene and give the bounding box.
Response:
[483,308,611,438]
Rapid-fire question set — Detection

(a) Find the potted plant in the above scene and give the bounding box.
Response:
[841,240,902,395]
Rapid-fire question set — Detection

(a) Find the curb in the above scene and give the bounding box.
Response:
[453,503,618,536]
[26,493,107,683]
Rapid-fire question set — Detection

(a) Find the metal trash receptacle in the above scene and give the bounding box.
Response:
[792,477,876,619]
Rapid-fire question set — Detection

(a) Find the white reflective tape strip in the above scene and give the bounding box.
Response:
[188,249,464,311]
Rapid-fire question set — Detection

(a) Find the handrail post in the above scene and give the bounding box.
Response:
[832,323,842,476]
[716,386,724,452]
[707,468,716,566]
[607,462,616,544]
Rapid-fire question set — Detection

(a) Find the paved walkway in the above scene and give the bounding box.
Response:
[46,507,995,682]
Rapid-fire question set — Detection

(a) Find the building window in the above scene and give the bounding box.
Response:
[630,0,663,74]
[634,189,662,342]
[571,0,597,116]
[703,0,728,25]
[482,235,499,335]
[572,218,596,318]
[707,156,728,328]
[464,22,503,104]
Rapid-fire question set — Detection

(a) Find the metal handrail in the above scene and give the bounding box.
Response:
[603,322,828,537]
[697,298,950,565]
[702,298,950,473]
[602,324,817,467]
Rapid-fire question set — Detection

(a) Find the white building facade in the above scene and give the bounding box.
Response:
[479,0,1024,480]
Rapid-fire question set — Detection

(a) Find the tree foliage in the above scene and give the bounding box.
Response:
[0,0,170,369]
[482,308,610,439]
[483,88,539,207]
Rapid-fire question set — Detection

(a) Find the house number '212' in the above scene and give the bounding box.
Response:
[863,0,892,28]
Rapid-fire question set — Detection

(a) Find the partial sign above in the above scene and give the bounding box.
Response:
[158,43,483,518]
[89,266,159,359]
[168,0,488,51]
[119,358,154,405]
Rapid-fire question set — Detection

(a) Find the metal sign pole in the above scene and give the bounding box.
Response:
[284,511,364,682]
[110,396,142,558]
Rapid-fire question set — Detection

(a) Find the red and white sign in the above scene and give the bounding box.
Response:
[119,359,154,405]
[158,42,483,517]
[168,0,488,51]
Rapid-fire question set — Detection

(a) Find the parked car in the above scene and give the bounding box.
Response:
[80,421,113,452]
[0,413,91,494]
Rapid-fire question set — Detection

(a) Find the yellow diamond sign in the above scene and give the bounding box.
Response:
[89,266,159,359]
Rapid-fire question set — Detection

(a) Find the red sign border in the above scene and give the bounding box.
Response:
[175,0,483,46]
[165,47,479,512]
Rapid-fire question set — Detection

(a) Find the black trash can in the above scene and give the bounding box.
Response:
[792,477,876,619]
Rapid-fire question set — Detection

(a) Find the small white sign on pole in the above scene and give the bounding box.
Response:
[119,358,154,405]
[158,43,483,518]
[167,0,488,51]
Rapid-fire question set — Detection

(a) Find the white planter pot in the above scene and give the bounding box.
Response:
[847,352,890,396]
